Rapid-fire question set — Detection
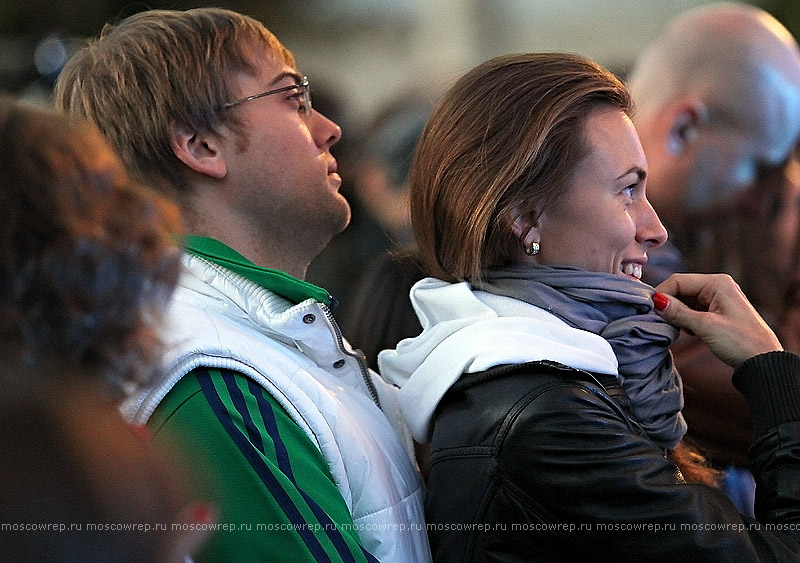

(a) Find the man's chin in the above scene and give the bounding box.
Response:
[334,199,351,234]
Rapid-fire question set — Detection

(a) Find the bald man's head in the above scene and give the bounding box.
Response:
[631,4,800,119]
[629,2,800,229]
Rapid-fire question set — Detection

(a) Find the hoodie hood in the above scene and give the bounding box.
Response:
[378,277,619,442]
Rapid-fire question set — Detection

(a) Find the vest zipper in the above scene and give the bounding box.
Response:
[320,303,382,410]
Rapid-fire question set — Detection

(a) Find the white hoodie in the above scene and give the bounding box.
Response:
[378,277,620,443]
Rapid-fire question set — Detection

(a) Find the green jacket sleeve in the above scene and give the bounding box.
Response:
[149,368,377,563]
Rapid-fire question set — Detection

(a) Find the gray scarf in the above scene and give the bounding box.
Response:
[480,264,686,450]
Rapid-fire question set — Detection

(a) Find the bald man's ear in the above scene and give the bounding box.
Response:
[667,101,709,156]
[168,122,227,179]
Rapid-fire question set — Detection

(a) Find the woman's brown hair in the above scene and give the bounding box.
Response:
[410,52,631,284]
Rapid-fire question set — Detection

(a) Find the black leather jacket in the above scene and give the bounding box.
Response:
[425,352,800,562]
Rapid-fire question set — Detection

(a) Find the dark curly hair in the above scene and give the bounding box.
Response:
[0,97,183,397]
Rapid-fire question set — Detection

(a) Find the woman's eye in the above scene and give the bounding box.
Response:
[621,185,636,197]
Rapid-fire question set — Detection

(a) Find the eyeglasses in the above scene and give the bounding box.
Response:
[223,76,312,116]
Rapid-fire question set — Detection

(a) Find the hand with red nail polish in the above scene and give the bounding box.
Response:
[654,273,782,367]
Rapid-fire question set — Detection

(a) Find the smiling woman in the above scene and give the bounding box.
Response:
[377,52,800,561]
[524,107,666,279]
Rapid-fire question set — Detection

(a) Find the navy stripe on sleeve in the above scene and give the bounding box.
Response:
[245,378,294,478]
[196,369,332,562]
[243,378,369,563]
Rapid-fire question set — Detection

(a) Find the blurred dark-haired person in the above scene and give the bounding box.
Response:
[0,94,182,395]
[0,96,210,562]
[0,375,213,563]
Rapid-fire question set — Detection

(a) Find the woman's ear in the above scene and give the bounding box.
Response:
[168,122,227,179]
[666,101,708,156]
[510,206,541,237]
[510,206,530,238]
[510,207,542,256]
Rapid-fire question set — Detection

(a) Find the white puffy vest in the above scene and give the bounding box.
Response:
[123,255,432,562]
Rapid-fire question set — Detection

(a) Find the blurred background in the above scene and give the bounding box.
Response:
[2,0,798,130]
[2,0,798,299]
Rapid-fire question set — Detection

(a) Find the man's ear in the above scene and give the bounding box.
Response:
[168,122,227,179]
[666,101,708,156]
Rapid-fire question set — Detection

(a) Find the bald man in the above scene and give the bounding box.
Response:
[628,2,800,511]
[630,2,800,301]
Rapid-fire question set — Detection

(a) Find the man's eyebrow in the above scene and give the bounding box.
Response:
[267,71,303,87]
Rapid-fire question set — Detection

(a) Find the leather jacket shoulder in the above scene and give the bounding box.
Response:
[426,360,800,562]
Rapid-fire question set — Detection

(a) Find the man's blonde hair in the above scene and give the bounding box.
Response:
[55,8,295,196]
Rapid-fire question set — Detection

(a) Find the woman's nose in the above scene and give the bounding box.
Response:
[636,199,668,248]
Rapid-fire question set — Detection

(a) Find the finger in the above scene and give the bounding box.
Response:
[657,273,745,315]
[652,291,703,333]
[655,272,716,299]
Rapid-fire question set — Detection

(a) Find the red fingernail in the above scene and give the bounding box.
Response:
[652,292,669,311]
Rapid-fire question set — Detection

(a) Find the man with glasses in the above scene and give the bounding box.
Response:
[55,8,430,562]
